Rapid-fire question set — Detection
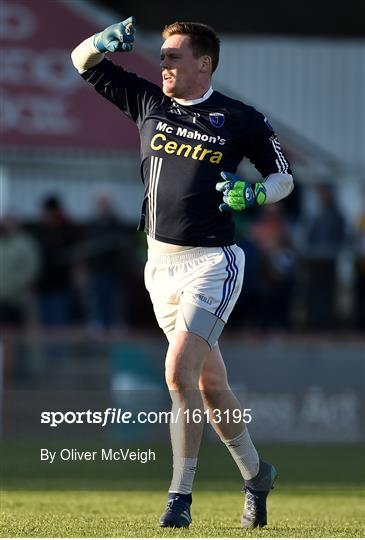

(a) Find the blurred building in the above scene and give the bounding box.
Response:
[2,0,363,224]
[100,0,363,37]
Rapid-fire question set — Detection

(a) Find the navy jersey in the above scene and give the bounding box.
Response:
[82,58,291,247]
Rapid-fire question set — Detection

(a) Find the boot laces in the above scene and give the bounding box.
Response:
[243,488,259,516]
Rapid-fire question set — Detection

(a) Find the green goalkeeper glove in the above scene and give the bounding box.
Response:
[93,16,136,53]
[216,171,267,212]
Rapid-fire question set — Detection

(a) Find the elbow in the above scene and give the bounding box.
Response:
[263,172,294,204]
[70,46,82,71]
[277,173,294,199]
[286,174,294,196]
[70,48,77,69]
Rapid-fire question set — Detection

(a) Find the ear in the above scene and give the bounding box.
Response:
[200,55,212,73]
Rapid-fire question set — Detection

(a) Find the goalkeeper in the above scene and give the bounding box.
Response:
[72,17,293,530]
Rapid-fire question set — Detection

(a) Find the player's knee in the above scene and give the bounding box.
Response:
[199,370,229,400]
[165,360,198,391]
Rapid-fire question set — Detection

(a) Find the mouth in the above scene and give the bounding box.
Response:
[162,72,174,82]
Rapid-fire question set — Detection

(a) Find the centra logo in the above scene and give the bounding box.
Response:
[150,133,223,164]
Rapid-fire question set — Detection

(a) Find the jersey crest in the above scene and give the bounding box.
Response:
[209,112,225,128]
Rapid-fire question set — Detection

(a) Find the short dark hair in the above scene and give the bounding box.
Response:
[162,22,220,74]
[43,195,61,211]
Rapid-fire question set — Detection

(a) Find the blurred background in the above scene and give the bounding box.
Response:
[0,0,364,479]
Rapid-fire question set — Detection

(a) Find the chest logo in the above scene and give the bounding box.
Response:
[209,112,225,128]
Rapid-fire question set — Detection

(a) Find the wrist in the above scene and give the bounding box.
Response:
[254,182,267,206]
[93,33,107,53]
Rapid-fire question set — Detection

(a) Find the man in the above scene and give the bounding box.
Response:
[71,17,293,529]
[0,213,40,327]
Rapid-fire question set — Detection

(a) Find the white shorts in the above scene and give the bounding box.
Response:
[144,245,245,348]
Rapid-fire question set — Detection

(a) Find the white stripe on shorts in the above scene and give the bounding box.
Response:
[215,246,239,319]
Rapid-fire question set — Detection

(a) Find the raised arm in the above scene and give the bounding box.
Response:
[71,17,136,73]
[71,17,163,126]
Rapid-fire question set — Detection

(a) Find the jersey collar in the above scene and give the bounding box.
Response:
[173,86,213,106]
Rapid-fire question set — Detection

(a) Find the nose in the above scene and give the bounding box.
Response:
[160,58,169,70]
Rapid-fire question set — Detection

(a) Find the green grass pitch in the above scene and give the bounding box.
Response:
[2,489,364,537]
[1,443,364,537]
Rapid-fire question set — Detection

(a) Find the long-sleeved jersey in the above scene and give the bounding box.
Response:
[81,58,291,246]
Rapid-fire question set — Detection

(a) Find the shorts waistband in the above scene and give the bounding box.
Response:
[147,245,233,265]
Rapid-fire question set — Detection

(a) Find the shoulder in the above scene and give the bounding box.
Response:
[210,91,268,127]
[211,91,259,115]
[211,91,272,136]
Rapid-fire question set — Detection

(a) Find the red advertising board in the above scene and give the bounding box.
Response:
[0,0,161,152]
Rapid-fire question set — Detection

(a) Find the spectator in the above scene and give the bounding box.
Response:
[249,204,296,329]
[0,214,40,328]
[353,206,365,329]
[84,192,127,330]
[304,185,346,329]
[36,195,76,327]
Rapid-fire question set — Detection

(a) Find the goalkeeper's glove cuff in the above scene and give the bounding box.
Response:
[216,172,267,212]
[254,182,267,206]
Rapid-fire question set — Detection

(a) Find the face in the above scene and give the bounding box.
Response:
[160,34,210,99]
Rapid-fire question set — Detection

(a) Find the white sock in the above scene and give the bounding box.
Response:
[169,457,197,494]
[223,428,259,480]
